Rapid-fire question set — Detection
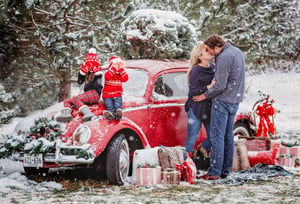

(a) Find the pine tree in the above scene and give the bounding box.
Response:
[119,9,197,59]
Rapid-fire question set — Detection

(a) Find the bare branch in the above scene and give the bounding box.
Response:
[30,10,47,46]
[8,22,34,34]
[33,7,51,16]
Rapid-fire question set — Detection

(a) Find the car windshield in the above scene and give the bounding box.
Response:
[123,68,149,98]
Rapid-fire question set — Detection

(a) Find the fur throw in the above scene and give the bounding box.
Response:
[158,146,184,170]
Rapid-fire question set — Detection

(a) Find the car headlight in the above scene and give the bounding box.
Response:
[73,125,91,145]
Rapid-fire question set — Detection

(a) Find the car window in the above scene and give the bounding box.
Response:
[123,68,149,98]
[153,72,188,99]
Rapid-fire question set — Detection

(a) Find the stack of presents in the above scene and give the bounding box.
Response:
[132,135,299,187]
[233,136,299,172]
[132,146,196,186]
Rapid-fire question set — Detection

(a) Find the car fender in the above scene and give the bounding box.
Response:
[85,116,150,157]
[234,112,254,125]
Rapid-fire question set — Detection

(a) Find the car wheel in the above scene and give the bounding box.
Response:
[106,133,130,185]
[234,121,251,138]
[24,167,49,176]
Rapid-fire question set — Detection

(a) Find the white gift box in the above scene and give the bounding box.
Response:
[132,147,160,183]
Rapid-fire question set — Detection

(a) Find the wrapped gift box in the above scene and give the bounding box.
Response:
[132,147,160,183]
[270,139,281,152]
[279,146,300,158]
[270,139,281,159]
[278,155,296,167]
[136,166,161,186]
[246,139,268,151]
[161,168,181,185]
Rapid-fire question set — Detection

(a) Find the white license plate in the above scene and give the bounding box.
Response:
[23,154,43,168]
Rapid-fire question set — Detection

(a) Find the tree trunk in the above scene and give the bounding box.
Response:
[58,70,71,102]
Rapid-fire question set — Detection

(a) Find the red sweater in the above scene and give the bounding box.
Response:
[102,67,129,98]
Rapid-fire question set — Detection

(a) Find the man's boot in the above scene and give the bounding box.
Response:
[56,108,73,122]
[79,105,95,122]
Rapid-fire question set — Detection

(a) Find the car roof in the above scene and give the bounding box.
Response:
[124,59,189,75]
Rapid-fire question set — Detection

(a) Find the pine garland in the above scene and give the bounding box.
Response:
[0,135,26,159]
[281,141,299,147]
[0,117,94,160]
[0,117,61,158]
[296,158,300,167]
[28,117,61,141]
[59,146,94,160]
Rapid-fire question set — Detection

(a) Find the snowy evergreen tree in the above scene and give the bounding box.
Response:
[0,0,59,117]
[119,9,197,59]
[222,0,299,71]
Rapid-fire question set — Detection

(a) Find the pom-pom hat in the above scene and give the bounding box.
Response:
[108,56,123,69]
[89,48,96,54]
[85,48,99,69]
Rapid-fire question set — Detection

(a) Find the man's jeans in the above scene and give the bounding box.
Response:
[104,97,122,113]
[208,99,239,177]
[185,107,211,153]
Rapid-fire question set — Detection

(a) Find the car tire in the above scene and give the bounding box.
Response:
[24,167,49,176]
[106,133,130,185]
[234,122,251,138]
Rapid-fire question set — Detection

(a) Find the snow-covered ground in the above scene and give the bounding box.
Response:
[0,71,299,203]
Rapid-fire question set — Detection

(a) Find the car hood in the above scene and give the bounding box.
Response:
[13,96,147,134]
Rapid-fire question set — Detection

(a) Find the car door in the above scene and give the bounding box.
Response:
[148,70,189,147]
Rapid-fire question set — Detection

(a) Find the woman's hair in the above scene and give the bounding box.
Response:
[85,71,95,85]
[187,43,205,82]
[204,34,225,49]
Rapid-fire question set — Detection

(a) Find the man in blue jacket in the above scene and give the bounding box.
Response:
[193,34,245,180]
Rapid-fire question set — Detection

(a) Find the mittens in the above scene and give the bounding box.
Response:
[80,63,89,75]
[93,66,102,76]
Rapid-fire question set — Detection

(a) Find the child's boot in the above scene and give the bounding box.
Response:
[103,110,115,121]
[79,105,95,122]
[115,109,123,121]
[56,107,73,122]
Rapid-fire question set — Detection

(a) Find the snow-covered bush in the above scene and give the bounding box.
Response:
[119,9,197,59]
[0,84,20,124]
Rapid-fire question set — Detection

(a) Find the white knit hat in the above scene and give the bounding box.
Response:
[89,48,96,54]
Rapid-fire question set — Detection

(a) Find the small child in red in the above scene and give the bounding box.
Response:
[56,48,103,122]
[102,56,128,121]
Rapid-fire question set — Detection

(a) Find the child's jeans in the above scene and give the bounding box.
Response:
[104,97,122,113]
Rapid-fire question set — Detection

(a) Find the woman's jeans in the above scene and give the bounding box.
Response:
[185,107,211,153]
[208,99,239,177]
[104,97,122,113]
